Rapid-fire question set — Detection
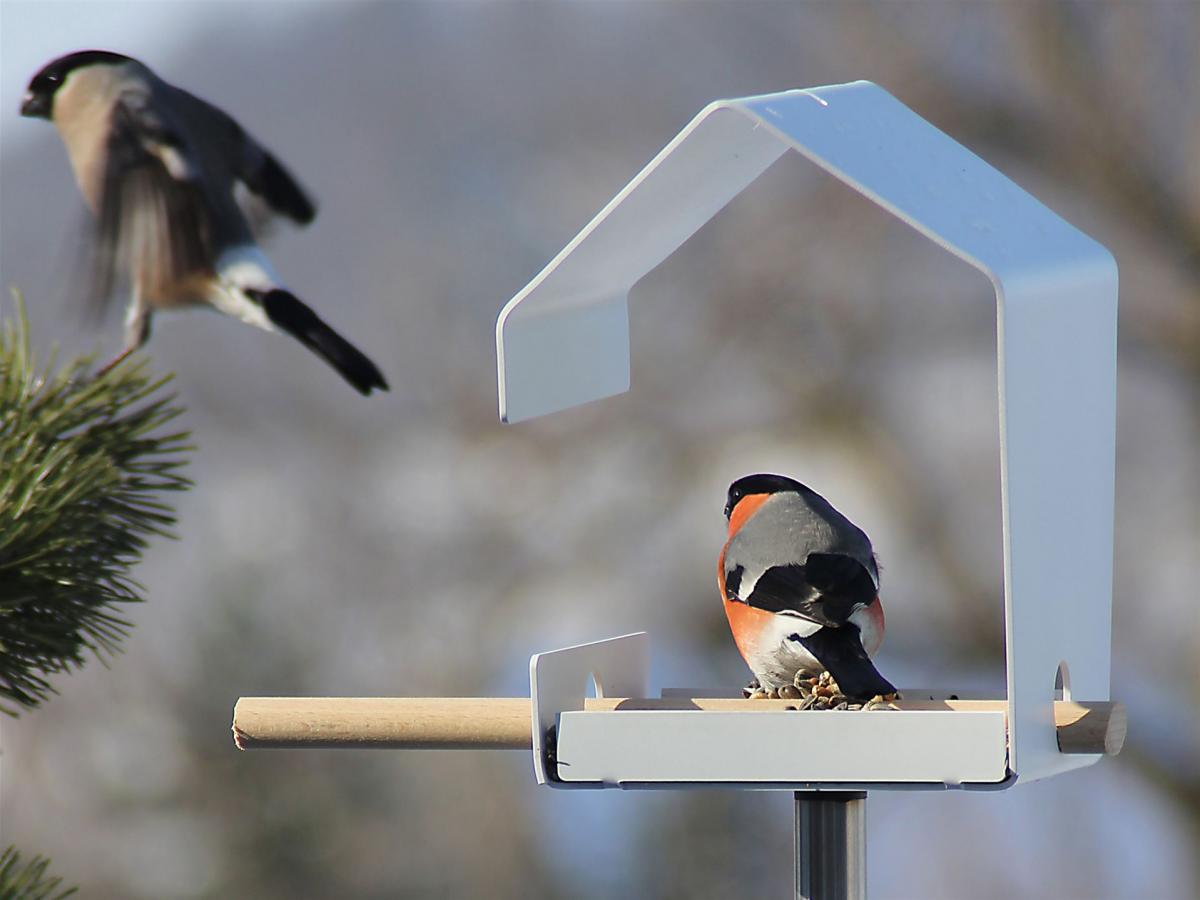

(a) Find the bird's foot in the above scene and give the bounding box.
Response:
[745,678,793,700]
[793,670,835,697]
[862,691,902,711]
[743,678,768,699]
[94,346,136,379]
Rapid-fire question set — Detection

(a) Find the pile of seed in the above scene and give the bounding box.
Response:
[743,670,900,711]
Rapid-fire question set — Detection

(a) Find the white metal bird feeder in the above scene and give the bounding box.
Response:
[234,82,1121,899]
[495,79,1119,787]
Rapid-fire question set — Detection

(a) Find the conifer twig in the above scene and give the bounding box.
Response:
[0,846,77,899]
[0,294,193,714]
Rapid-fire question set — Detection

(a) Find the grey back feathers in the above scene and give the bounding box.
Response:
[725,490,879,590]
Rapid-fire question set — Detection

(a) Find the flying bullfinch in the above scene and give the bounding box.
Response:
[21,50,388,395]
[719,473,896,700]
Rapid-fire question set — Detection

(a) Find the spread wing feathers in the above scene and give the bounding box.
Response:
[163,86,316,230]
[736,552,877,628]
[178,87,319,230]
[237,145,316,226]
[87,90,214,315]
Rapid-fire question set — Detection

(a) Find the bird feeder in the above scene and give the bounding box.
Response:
[234,83,1121,898]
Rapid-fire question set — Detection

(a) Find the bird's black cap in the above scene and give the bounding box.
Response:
[724,473,808,518]
[21,50,133,119]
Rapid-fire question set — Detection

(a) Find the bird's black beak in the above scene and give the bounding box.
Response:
[20,91,50,119]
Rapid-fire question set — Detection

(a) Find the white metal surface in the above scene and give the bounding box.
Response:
[530,632,1008,789]
[501,83,1117,785]
[554,709,1008,787]
[529,632,649,786]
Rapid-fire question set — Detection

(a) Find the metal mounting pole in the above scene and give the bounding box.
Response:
[795,791,866,900]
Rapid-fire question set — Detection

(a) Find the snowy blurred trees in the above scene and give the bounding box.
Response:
[1,2,1195,897]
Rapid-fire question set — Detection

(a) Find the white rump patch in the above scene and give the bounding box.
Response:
[209,245,285,333]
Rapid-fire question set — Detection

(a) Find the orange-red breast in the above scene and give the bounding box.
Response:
[718,473,894,699]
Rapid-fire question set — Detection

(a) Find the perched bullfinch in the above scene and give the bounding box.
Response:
[719,473,896,700]
[21,50,388,395]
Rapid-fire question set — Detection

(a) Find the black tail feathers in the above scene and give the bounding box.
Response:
[255,289,388,395]
[793,625,896,700]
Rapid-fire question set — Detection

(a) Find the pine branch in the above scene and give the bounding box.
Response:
[0,847,77,899]
[0,295,193,714]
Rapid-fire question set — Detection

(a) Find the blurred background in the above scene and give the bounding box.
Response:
[1,1,1196,897]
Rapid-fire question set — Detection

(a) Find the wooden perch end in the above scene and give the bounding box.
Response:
[232,697,1125,757]
[232,697,532,750]
[1054,698,1126,756]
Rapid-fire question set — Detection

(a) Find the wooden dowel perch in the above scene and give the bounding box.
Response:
[232,697,1125,756]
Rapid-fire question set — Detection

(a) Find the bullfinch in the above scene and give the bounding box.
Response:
[719,473,896,700]
[20,50,388,395]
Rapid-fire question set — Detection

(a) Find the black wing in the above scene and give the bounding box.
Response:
[738,552,877,627]
[167,86,314,231]
[238,147,316,226]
